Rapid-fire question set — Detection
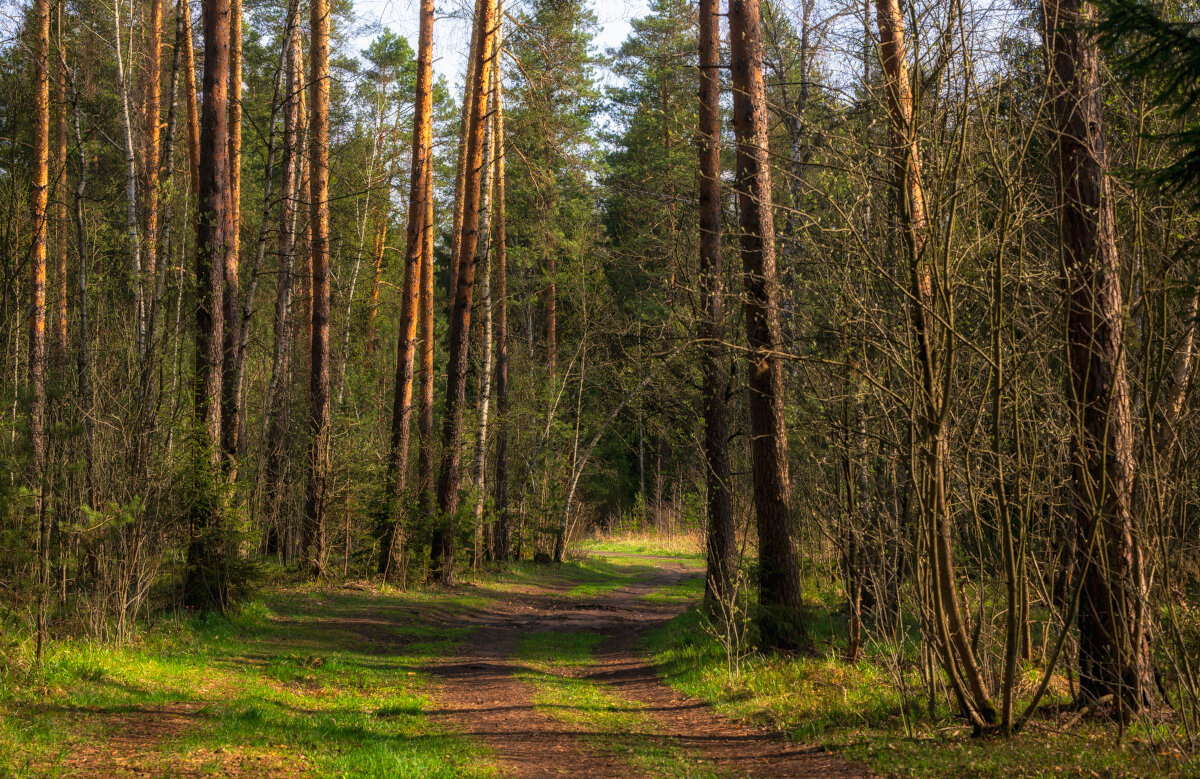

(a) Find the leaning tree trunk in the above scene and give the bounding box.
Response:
[729,0,806,651]
[186,0,231,610]
[1043,0,1156,716]
[380,0,435,577]
[875,0,997,726]
[698,0,734,604]
[302,0,332,577]
[432,0,497,584]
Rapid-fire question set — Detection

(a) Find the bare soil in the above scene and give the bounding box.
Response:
[423,552,875,778]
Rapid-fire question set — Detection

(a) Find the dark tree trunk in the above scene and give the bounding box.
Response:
[221,0,243,471]
[698,0,734,604]
[186,0,231,610]
[729,0,806,651]
[1043,0,1156,715]
[302,0,332,577]
[263,3,301,544]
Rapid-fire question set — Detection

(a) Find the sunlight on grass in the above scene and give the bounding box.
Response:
[0,590,498,778]
[646,608,1200,778]
[574,530,705,559]
[642,578,705,603]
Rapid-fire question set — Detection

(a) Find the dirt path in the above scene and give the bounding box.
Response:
[424,553,874,778]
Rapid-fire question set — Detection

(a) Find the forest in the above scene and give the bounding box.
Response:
[1,0,1200,773]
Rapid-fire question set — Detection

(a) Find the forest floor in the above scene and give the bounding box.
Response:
[1,538,1193,777]
[1,548,869,777]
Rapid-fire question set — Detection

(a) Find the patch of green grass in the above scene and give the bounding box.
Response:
[514,630,720,778]
[0,590,498,778]
[642,578,705,603]
[646,608,1200,778]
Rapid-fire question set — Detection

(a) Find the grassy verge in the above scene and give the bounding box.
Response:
[514,630,721,777]
[574,530,705,559]
[1,587,498,778]
[646,607,1199,778]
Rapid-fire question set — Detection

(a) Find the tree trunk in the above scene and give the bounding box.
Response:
[547,254,557,386]
[68,54,94,510]
[180,0,200,194]
[417,183,436,527]
[53,2,68,367]
[432,0,497,584]
[303,0,332,577]
[221,0,243,470]
[186,0,230,610]
[698,0,734,604]
[30,0,50,660]
[364,217,387,356]
[262,0,302,541]
[491,56,510,563]
[113,0,144,354]
[729,0,806,651]
[448,13,483,300]
[379,0,435,577]
[875,0,996,725]
[143,0,161,347]
[1043,0,1156,715]
[471,24,502,561]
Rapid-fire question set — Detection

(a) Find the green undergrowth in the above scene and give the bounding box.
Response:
[0,587,497,777]
[515,630,721,777]
[647,606,1199,778]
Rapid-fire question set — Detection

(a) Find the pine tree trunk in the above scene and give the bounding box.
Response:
[30,0,50,660]
[180,0,200,194]
[1043,0,1155,716]
[365,217,387,357]
[221,0,243,470]
[433,0,497,584]
[729,0,806,651]
[417,184,436,525]
[303,0,332,577]
[262,1,302,542]
[187,0,231,609]
[448,14,483,300]
[53,2,68,368]
[698,0,734,604]
[379,0,435,577]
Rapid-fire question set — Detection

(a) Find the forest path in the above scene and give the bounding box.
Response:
[421,552,873,778]
[19,552,872,778]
